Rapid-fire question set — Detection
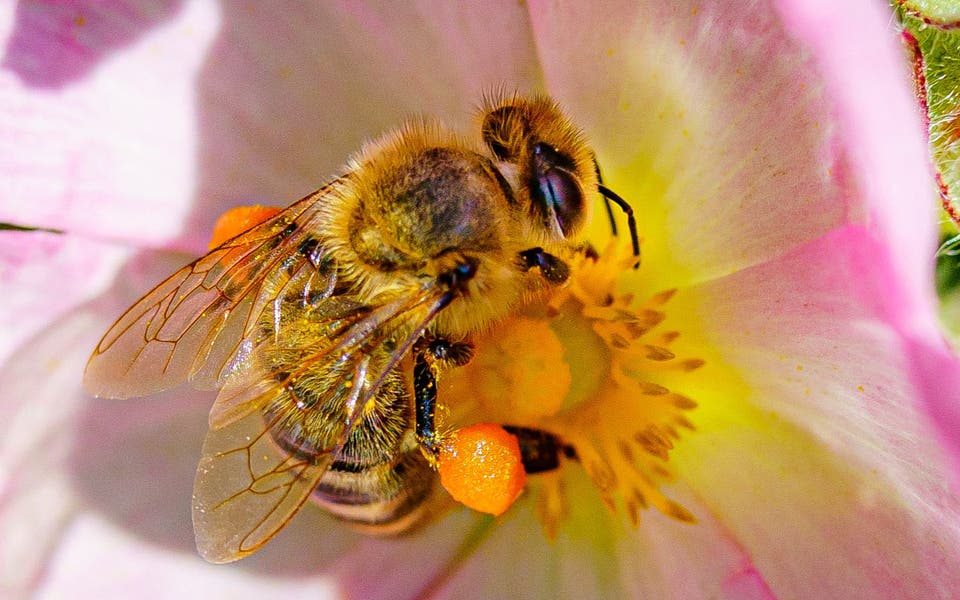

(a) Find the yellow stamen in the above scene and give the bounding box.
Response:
[446,242,702,534]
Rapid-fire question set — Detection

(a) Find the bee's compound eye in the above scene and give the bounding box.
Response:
[538,167,585,237]
[534,144,584,237]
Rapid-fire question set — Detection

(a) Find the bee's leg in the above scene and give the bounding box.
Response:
[413,336,473,458]
[411,335,571,475]
[413,351,441,457]
[519,247,570,285]
[503,425,576,474]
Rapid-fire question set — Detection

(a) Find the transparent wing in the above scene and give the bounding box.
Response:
[192,408,332,563]
[83,182,345,399]
[84,174,458,561]
[191,285,450,563]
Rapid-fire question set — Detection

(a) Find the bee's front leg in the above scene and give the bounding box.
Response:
[413,335,473,459]
[518,247,570,285]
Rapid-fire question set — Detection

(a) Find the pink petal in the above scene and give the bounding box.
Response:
[36,516,340,599]
[674,404,960,598]
[324,509,484,599]
[2,0,184,88]
[670,225,960,594]
[425,477,635,598]
[7,1,960,597]
[186,2,542,250]
[772,0,960,484]
[1,291,96,594]
[0,247,178,594]
[0,1,219,249]
[0,231,128,365]
[615,484,779,600]
[527,0,854,288]
[429,473,778,599]
[901,334,960,489]
[678,225,958,499]
[773,0,938,336]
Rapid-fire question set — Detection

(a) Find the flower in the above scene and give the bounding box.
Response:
[3,1,960,598]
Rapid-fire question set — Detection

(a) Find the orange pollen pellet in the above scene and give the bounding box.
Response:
[437,423,527,516]
[208,205,283,249]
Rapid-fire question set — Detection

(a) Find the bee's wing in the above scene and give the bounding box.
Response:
[192,408,332,563]
[83,182,344,399]
[192,287,449,563]
[205,295,372,431]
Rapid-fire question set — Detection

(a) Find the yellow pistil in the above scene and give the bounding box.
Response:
[451,317,571,423]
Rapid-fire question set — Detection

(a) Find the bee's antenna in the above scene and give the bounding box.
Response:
[597,183,640,269]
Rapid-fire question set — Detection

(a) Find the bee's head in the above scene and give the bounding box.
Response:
[480,95,597,244]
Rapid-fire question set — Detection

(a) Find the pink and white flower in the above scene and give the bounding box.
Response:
[1,1,959,598]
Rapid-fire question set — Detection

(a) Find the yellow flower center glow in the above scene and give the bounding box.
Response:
[443,242,702,537]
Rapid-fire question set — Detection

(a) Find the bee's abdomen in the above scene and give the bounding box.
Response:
[311,445,435,530]
[266,330,437,532]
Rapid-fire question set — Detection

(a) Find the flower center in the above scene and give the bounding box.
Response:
[443,243,702,536]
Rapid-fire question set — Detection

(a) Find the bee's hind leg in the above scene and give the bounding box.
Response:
[412,337,573,476]
[503,425,576,474]
[412,335,473,458]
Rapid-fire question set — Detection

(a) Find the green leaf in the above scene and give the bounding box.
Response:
[899,0,960,25]
[898,4,960,227]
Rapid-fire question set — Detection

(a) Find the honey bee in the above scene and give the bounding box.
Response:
[83,94,638,563]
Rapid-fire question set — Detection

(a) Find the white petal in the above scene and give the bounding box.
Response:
[0,232,128,365]
[188,1,543,248]
[0,0,220,249]
[528,0,890,291]
[674,405,960,599]
[674,227,956,503]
